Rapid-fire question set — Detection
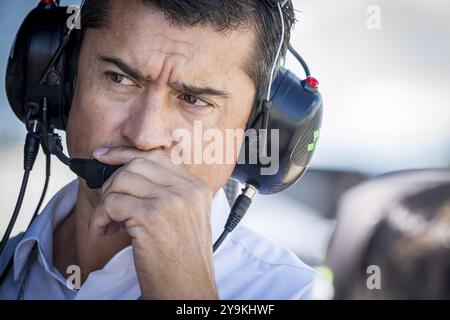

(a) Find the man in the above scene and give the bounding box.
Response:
[0,0,316,299]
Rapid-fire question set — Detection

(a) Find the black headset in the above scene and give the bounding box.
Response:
[1,0,323,271]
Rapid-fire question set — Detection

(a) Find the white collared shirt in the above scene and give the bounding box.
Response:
[0,180,315,300]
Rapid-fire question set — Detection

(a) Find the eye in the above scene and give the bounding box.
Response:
[105,72,136,87]
[179,94,210,107]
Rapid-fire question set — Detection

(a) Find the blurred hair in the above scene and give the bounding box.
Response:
[80,0,296,103]
[330,177,450,300]
[360,183,450,299]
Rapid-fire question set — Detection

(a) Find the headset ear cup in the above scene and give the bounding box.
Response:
[5,35,25,124]
[62,30,82,130]
[232,68,323,194]
[6,5,81,130]
[245,69,287,130]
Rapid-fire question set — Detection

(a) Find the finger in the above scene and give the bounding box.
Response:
[94,147,186,177]
[121,158,191,186]
[102,168,169,199]
[93,146,146,166]
[93,147,170,166]
[89,192,148,239]
[99,158,193,197]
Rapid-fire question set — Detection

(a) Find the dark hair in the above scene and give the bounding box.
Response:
[327,170,450,300]
[81,0,296,104]
[359,183,450,299]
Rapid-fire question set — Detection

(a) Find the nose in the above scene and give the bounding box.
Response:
[121,88,174,151]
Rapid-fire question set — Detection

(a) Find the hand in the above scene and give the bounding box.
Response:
[89,147,219,300]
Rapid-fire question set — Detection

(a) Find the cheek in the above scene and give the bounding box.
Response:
[66,83,128,158]
[66,96,101,158]
[65,102,87,158]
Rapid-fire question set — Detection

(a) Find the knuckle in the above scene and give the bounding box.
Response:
[103,192,119,208]
[135,203,149,220]
[102,176,117,195]
[150,195,162,206]
[115,169,131,184]
[128,157,148,170]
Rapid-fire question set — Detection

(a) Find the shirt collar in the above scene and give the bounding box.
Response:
[13,180,78,282]
[13,178,231,281]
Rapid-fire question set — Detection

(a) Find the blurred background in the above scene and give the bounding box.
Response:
[0,0,449,269]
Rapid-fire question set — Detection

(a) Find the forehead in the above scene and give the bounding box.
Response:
[86,0,255,90]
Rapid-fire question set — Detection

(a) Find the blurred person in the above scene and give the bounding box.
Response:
[326,169,450,299]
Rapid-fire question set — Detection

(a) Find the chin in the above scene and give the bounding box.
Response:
[78,178,102,208]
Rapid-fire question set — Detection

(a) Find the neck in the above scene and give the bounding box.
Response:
[53,182,131,282]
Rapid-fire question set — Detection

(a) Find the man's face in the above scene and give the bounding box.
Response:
[66,0,256,205]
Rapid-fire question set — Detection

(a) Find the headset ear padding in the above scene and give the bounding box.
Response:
[6,5,81,130]
[62,30,82,128]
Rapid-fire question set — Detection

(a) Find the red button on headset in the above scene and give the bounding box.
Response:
[40,0,55,3]
[304,76,319,91]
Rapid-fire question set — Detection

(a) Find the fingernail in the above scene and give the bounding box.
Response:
[94,147,109,156]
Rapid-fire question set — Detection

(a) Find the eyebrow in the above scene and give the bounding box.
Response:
[97,55,230,99]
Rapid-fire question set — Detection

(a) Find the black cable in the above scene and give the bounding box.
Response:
[30,152,50,224]
[0,170,31,257]
[0,132,40,285]
[0,151,51,287]
[213,185,257,252]
[213,230,230,253]
[288,44,311,77]
[0,255,13,286]
[0,131,39,257]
